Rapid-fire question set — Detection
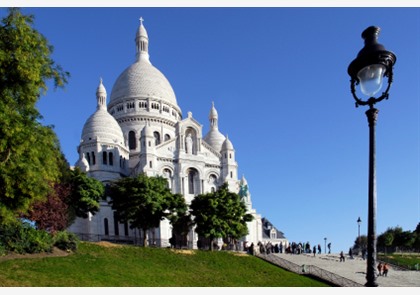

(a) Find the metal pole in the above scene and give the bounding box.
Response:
[365,107,378,287]
[358,220,361,247]
[324,238,327,254]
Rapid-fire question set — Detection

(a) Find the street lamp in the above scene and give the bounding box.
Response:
[324,237,327,254]
[347,26,396,287]
[357,217,362,248]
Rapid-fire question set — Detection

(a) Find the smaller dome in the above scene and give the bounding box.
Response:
[204,129,226,152]
[75,153,90,172]
[82,111,125,145]
[81,80,125,146]
[222,135,234,150]
[142,122,154,137]
[209,101,218,118]
[96,78,106,98]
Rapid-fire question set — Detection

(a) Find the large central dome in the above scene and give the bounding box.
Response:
[107,18,181,122]
[109,59,177,106]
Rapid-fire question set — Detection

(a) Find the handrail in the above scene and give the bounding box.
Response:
[255,253,364,287]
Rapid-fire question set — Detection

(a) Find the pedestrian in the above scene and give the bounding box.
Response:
[327,242,331,254]
[383,263,389,277]
[317,244,321,254]
[313,245,316,256]
[340,251,345,262]
[377,262,383,276]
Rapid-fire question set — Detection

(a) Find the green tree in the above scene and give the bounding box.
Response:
[167,194,192,248]
[68,167,104,221]
[190,182,253,251]
[394,229,415,250]
[413,223,420,251]
[377,226,415,252]
[0,8,69,224]
[353,234,367,252]
[108,173,186,247]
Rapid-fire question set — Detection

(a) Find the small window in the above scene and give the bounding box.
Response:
[103,151,107,165]
[91,152,96,165]
[149,161,153,168]
[104,218,109,235]
[154,131,161,145]
[271,231,276,239]
[86,152,91,165]
[109,152,113,166]
[129,131,136,150]
[124,222,129,236]
[114,212,119,236]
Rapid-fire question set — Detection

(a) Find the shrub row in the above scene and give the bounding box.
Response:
[0,220,79,255]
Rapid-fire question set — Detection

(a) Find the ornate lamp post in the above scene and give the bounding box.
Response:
[347,26,396,287]
[324,237,327,254]
[357,217,362,247]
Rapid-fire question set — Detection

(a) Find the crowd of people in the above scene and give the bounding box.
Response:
[246,241,332,256]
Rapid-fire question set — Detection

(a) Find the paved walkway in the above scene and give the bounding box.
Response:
[271,253,420,287]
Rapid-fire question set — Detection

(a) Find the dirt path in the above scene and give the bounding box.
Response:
[0,247,70,262]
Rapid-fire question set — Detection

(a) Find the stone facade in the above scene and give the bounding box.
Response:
[69,19,278,249]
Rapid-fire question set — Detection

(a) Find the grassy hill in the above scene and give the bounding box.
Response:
[0,241,330,287]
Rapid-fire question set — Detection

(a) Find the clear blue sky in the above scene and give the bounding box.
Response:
[1,4,419,254]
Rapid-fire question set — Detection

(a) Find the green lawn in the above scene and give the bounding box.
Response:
[378,253,420,270]
[0,241,330,287]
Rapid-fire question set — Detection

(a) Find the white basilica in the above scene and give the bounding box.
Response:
[69,19,286,249]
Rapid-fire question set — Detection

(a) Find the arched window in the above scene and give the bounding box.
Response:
[109,152,113,166]
[113,212,119,236]
[102,151,107,165]
[128,131,136,150]
[188,168,198,194]
[164,134,171,141]
[163,168,172,189]
[86,152,91,165]
[124,222,129,236]
[91,152,96,165]
[154,131,161,145]
[104,218,109,235]
[208,174,217,192]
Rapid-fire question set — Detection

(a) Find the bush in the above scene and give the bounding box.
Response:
[0,242,7,256]
[53,231,79,252]
[0,221,53,254]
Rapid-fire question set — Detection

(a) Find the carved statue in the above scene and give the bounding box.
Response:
[185,133,193,154]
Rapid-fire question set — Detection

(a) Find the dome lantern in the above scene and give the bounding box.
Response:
[136,17,150,63]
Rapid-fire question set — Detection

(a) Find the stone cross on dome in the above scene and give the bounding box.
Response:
[139,17,144,25]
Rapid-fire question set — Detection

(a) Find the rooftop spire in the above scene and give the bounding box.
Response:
[135,16,150,63]
[209,101,219,130]
[96,78,107,110]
